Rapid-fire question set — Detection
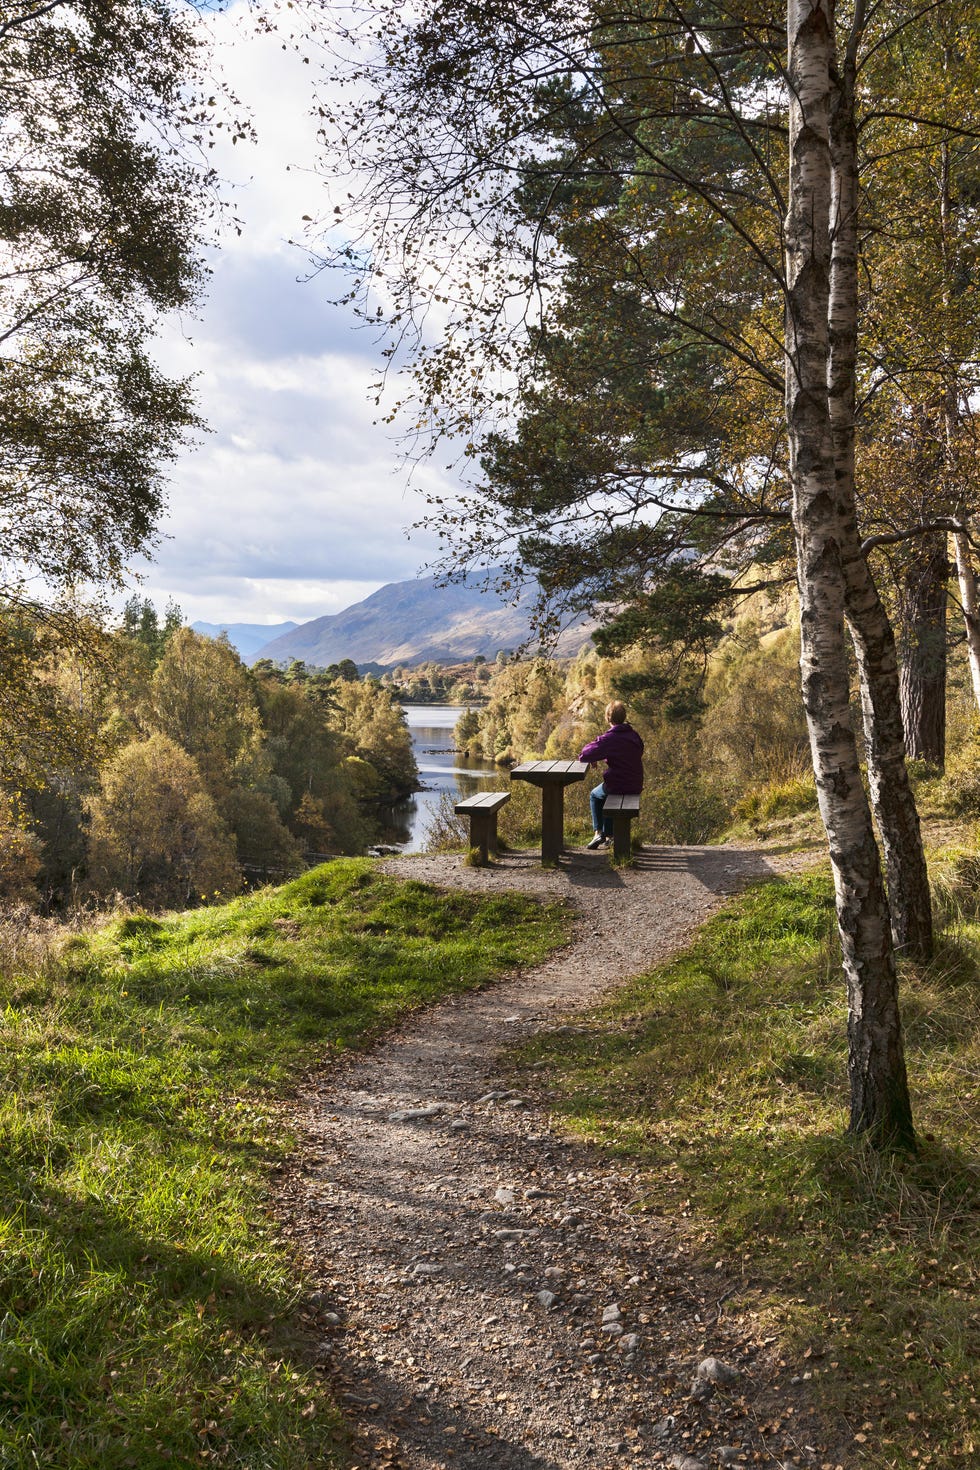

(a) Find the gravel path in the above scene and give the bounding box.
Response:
[276,845,831,1470]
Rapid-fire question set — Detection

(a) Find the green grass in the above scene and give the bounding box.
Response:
[732,770,818,825]
[517,870,980,1469]
[0,860,567,1469]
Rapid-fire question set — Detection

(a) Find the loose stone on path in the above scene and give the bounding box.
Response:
[272,845,832,1470]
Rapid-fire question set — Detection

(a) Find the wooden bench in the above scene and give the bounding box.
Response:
[602,793,640,860]
[454,791,511,864]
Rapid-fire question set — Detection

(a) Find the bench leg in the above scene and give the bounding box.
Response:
[611,814,633,861]
[468,812,497,865]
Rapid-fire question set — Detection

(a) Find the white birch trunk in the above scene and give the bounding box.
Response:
[786,0,913,1145]
[825,1,932,961]
[953,530,980,713]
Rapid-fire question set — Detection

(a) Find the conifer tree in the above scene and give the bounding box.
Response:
[312,0,980,1141]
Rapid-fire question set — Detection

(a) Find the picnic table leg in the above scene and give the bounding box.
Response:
[612,814,632,861]
[540,784,565,864]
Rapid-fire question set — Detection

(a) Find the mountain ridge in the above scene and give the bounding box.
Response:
[251,573,593,668]
[191,620,299,660]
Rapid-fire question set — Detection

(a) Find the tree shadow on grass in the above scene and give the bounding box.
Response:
[0,1165,338,1469]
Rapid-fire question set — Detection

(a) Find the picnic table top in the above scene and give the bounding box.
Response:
[510,760,589,780]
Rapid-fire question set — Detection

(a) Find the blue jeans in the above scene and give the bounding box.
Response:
[590,783,614,837]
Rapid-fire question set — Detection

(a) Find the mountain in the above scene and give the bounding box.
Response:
[252,574,593,668]
[191,620,299,660]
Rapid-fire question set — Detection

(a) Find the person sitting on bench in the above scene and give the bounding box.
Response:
[578,700,644,850]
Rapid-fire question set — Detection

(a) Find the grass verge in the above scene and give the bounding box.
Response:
[518,870,980,1469]
[0,859,566,1469]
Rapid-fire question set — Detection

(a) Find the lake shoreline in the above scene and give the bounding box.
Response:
[379,704,501,853]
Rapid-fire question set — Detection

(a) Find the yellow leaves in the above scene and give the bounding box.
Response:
[87,731,240,909]
[0,604,109,789]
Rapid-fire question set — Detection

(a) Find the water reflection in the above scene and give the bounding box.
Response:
[379,704,499,852]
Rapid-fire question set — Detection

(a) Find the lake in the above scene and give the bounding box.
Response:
[379,704,500,852]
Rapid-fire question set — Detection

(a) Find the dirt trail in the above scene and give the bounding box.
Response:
[277,846,822,1470]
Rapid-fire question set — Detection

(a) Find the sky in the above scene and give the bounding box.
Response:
[131,2,453,629]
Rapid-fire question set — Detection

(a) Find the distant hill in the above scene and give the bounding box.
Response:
[252,574,593,669]
[191,620,299,661]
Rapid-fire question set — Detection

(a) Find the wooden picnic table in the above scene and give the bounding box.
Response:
[510,759,589,864]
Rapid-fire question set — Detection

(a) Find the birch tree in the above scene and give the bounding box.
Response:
[313,0,980,1141]
[0,0,244,784]
[785,0,912,1140]
[0,0,230,592]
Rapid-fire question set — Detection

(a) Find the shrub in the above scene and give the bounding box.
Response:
[421,791,469,852]
[222,786,305,877]
[643,772,733,844]
[454,707,481,750]
[0,904,64,980]
[699,625,809,783]
[934,728,980,815]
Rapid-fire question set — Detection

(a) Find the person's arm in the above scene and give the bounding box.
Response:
[578,730,610,764]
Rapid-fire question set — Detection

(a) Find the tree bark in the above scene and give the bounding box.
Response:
[786,0,914,1145]
[953,529,980,713]
[897,532,948,767]
[825,2,933,963]
[844,550,934,961]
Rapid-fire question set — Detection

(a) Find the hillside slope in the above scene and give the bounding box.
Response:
[254,574,593,668]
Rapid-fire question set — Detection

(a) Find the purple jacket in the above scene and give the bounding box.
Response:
[578,722,644,794]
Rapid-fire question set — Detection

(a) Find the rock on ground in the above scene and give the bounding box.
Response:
[273,845,834,1469]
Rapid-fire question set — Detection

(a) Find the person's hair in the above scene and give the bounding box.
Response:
[606,700,627,725]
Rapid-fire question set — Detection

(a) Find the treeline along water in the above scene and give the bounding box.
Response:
[380,705,499,852]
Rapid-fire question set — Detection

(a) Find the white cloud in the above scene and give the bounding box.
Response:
[135,1,455,627]
[135,575,384,628]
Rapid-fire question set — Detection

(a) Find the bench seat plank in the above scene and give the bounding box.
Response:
[455,792,511,814]
[602,794,640,814]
